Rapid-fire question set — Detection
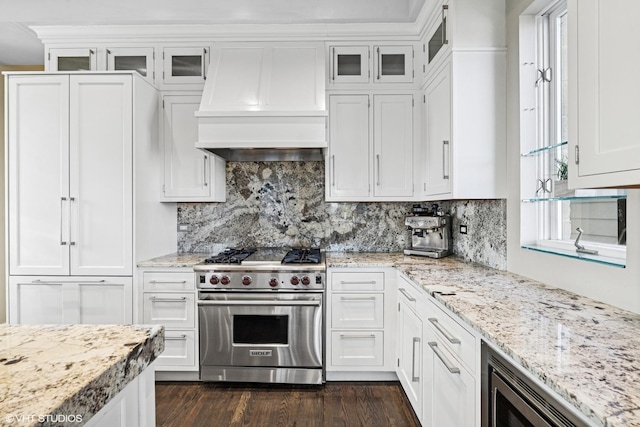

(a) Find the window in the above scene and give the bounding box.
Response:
[520,0,626,267]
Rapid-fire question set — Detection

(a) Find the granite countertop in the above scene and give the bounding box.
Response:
[137,252,211,268]
[327,252,640,427]
[139,251,640,426]
[0,324,164,427]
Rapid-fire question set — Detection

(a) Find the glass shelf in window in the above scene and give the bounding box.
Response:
[522,194,626,203]
[521,244,625,268]
[521,141,568,157]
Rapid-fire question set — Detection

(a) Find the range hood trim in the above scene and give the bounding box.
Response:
[195,110,328,118]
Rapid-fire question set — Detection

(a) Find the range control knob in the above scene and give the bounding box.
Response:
[290,276,300,286]
[209,275,219,285]
[301,276,311,286]
[220,275,230,285]
[242,276,252,286]
[269,277,279,288]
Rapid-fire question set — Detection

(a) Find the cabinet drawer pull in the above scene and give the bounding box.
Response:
[339,296,376,301]
[412,337,421,382]
[339,280,377,285]
[150,296,187,302]
[165,334,188,341]
[149,280,188,284]
[442,140,450,180]
[428,318,461,344]
[339,334,376,339]
[429,341,460,374]
[398,288,416,302]
[32,279,107,284]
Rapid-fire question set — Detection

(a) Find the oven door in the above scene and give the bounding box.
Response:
[198,292,323,369]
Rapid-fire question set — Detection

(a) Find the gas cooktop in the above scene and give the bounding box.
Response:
[194,247,326,290]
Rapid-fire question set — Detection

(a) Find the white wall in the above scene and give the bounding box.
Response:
[505,0,640,313]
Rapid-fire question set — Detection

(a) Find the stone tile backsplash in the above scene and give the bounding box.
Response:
[177,162,507,270]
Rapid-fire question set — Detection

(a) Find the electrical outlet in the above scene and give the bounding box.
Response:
[460,225,468,235]
[178,224,190,232]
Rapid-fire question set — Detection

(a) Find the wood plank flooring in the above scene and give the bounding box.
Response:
[156,381,420,427]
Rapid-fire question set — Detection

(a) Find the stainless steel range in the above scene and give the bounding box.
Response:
[194,247,325,385]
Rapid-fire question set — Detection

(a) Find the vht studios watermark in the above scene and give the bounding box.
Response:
[5,413,83,424]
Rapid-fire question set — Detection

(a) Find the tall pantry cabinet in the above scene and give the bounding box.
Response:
[5,71,176,324]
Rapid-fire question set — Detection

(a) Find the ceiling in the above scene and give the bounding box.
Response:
[0,0,426,66]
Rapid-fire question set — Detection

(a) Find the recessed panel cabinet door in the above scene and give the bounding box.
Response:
[373,94,414,197]
[7,75,70,276]
[571,0,640,183]
[424,65,452,196]
[69,75,133,276]
[328,95,370,198]
[162,95,220,200]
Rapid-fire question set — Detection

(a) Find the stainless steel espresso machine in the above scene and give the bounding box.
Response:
[404,204,452,258]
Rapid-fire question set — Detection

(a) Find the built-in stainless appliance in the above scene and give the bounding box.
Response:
[404,204,452,258]
[481,342,591,427]
[195,248,325,385]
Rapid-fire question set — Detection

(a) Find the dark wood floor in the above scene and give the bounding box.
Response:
[156,381,420,427]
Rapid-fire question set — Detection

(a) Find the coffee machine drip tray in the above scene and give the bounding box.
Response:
[403,248,451,258]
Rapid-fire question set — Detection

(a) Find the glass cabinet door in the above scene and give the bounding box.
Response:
[106,47,155,83]
[374,45,414,83]
[330,46,370,84]
[162,47,210,86]
[48,48,97,72]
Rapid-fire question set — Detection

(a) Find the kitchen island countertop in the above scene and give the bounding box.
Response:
[0,324,164,427]
[139,251,640,426]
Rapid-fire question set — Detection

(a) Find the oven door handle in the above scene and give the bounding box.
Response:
[197,299,321,307]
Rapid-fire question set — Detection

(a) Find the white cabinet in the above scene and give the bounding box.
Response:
[422,298,476,427]
[329,46,370,84]
[47,47,155,84]
[568,0,640,188]
[8,276,132,324]
[161,46,210,88]
[48,47,97,71]
[397,287,423,422]
[422,326,475,427]
[326,93,416,201]
[423,63,451,196]
[373,45,414,84]
[139,268,199,372]
[420,49,505,200]
[106,47,155,81]
[6,71,176,326]
[419,0,506,200]
[160,94,226,202]
[396,272,479,427]
[373,94,415,197]
[327,95,370,198]
[328,43,415,87]
[326,269,396,378]
[7,74,133,277]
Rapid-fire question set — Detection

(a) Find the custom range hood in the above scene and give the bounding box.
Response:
[195,42,327,161]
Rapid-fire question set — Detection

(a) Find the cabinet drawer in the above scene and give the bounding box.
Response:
[142,292,195,328]
[331,331,384,366]
[331,272,384,291]
[331,293,384,329]
[155,330,196,368]
[143,272,195,291]
[425,298,476,373]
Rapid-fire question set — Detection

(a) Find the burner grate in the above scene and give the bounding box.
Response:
[282,248,321,264]
[204,248,257,264]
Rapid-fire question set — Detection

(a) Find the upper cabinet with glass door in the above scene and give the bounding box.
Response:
[47,46,155,84]
[161,46,211,90]
[327,43,415,87]
[48,48,97,72]
[106,47,155,84]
